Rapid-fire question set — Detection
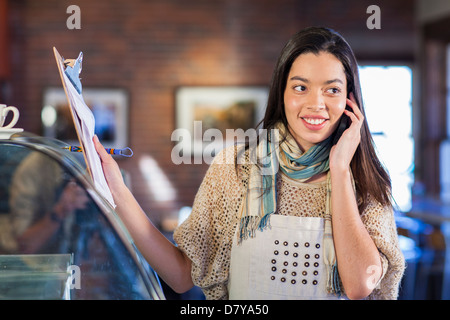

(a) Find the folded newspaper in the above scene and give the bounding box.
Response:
[53,47,116,208]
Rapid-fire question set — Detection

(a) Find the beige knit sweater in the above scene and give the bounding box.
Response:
[174,145,405,300]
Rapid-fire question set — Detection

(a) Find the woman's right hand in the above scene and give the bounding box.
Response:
[94,137,193,293]
[93,135,127,197]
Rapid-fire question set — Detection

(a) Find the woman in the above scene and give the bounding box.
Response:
[94,27,405,300]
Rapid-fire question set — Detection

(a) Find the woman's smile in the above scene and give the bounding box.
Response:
[300,116,329,130]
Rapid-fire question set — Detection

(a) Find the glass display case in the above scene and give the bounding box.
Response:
[0,132,165,300]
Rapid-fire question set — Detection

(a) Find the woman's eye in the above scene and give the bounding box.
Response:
[294,85,306,92]
[327,87,341,94]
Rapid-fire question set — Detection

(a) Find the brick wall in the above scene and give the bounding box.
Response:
[4,0,416,226]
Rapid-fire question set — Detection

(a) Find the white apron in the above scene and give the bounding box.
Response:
[228,214,345,300]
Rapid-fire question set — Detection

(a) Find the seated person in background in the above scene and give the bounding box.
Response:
[9,152,88,254]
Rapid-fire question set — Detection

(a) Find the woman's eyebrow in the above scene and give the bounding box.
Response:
[289,76,309,82]
[324,78,344,85]
[289,76,344,85]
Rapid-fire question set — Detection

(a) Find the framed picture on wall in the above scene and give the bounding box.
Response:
[175,86,269,157]
[42,87,128,149]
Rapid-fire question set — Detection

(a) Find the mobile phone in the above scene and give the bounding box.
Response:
[332,106,351,145]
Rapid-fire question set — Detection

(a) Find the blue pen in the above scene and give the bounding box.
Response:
[62,146,133,157]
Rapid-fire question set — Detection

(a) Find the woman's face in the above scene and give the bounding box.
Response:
[284,51,348,151]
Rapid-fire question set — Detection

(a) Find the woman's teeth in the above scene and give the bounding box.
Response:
[303,118,326,125]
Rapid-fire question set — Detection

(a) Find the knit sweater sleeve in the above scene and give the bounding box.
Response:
[173,146,246,300]
[362,196,406,299]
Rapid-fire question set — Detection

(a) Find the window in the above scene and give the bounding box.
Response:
[359,65,414,212]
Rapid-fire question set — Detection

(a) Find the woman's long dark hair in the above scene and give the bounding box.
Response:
[260,26,392,213]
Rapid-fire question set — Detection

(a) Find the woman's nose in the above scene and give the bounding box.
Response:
[306,92,325,110]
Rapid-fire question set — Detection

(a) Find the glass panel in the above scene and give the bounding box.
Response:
[0,254,73,299]
[0,141,163,299]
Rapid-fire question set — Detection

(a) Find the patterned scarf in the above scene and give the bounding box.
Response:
[237,122,342,295]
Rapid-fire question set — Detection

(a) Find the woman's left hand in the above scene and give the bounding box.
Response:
[329,92,364,172]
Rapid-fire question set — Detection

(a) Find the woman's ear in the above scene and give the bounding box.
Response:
[348,91,354,100]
